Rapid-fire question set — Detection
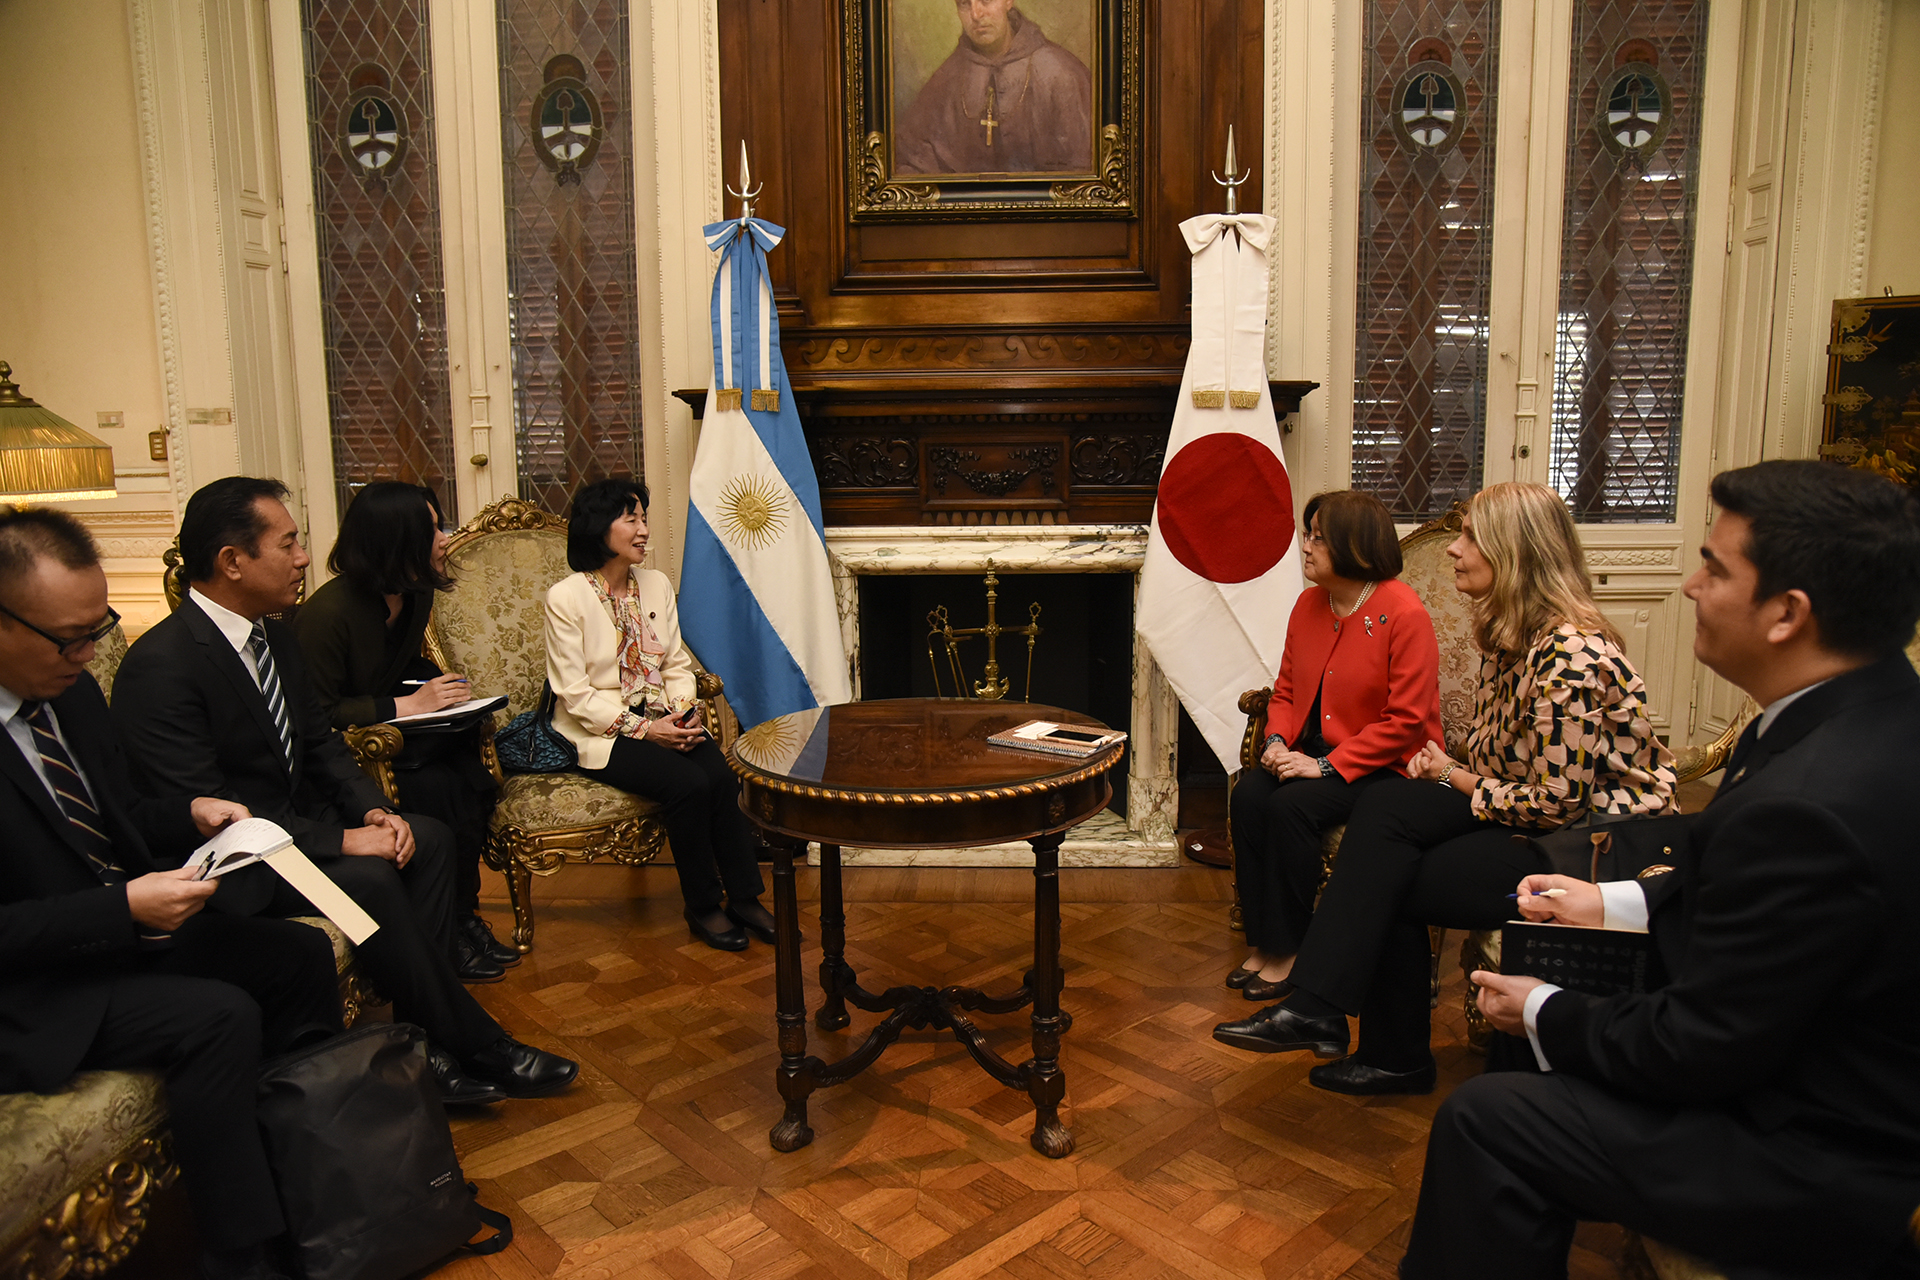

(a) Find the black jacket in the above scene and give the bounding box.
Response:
[1538,653,1920,1198]
[293,577,431,730]
[0,674,200,1091]
[112,598,391,879]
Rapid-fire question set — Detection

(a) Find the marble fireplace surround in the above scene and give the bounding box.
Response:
[825,524,1181,868]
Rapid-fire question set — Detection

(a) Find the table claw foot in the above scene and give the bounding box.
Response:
[1030,1115,1074,1158]
[770,1109,815,1152]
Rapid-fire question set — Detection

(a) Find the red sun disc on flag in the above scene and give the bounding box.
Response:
[1156,432,1295,583]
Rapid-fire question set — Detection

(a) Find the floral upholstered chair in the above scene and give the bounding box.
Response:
[425,497,727,953]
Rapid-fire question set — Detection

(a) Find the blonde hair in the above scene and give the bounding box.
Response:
[1466,482,1621,659]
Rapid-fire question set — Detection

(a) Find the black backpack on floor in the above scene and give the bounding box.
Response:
[256,1021,511,1280]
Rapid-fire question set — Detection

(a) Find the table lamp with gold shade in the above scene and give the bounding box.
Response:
[0,360,118,503]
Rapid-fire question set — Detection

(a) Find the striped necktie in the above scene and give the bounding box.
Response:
[249,622,296,769]
[22,701,124,884]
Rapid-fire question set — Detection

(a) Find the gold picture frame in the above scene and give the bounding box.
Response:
[845,0,1141,220]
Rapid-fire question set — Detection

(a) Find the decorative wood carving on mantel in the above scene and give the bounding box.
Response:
[674,380,1319,525]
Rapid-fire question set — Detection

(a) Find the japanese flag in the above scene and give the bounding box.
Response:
[1136,214,1303,772]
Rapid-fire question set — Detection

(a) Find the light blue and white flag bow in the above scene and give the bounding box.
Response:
[678,215,851,730]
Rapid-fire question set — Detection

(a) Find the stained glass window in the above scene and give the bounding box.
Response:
[302,0,456,519]
[498,0,644,514]
[1549,8,1706,521]
[1353,6,1501,522]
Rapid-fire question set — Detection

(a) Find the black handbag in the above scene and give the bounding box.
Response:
[255,1022,511,1280]
[493,680,577,774]
[1527,810,1690,883]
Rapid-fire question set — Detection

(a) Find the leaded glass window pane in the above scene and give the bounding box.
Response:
[1353,4,1501,522]
[301,0,456,519]
[1549,5,1706,521]
[498,0,644,514]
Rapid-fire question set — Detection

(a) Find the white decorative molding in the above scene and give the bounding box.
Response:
[96,538,177,559]
[1585,547,1678,569]
[1848,0,1890,295]
[824,524,1179,862]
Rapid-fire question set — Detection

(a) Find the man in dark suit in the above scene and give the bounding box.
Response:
[1402,460,1920,1278]
[114,476,576,1106]
[0,508,341,1280]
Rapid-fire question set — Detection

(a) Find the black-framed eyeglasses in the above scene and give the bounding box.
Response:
[0,601,120,657]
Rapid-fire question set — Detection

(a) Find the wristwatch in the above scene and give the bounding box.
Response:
[1436,761,1457,787]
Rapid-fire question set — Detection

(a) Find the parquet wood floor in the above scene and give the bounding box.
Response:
[427,865,1633,1280]
[114,864,1636,1278]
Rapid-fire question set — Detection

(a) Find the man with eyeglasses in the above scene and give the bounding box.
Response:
[0,507,343,1280]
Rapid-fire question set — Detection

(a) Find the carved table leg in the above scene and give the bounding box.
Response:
[1025,832,1073,1157]
[505,857,535,953]
[816,843,851,1030]
[768,837,816,1151]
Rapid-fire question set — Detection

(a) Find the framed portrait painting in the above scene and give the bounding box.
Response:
[845,0,1141,219]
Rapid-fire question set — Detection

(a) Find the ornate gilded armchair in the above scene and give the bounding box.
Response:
[424,497,728,953]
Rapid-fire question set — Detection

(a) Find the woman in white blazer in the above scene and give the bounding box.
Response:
[544,478,771,951]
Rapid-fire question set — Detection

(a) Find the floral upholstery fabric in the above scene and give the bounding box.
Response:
[83,623,129,701]
[288,916,356,977]
[0,1070,166,1247]
[493,771,661,833]
[1398,528,1476,754]
[432,529,574,720]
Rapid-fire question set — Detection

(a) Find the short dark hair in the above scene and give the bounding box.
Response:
[328,481,452,594]
[566,477,650,572]
[0,507,101,601]
[1710,460,1920,659]
[180,476,291,583]
[1302,489,1402,581]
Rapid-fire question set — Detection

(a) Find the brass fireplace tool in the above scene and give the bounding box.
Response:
[926,564,1043,701]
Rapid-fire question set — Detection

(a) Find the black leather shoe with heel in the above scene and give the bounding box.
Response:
[1224,965,1260,990]
[726,899,777,944]
[685,908,750,951]
[1211,1004,1350,1057]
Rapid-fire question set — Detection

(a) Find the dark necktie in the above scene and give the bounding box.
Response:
[249,622,296,768]
[22,701,124,884]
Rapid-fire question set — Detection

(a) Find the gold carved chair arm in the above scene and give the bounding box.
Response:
[1671,705,1752,786]
[695,671,730,753]
[1238,688,1271,772]
[475,714,505,788]
[342,724,404,807]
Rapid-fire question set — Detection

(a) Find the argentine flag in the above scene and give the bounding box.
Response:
[679,215,851,730]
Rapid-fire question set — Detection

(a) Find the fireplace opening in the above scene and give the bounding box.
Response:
[857,572,1134,816]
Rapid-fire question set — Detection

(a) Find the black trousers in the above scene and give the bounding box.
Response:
[392,749,496,916]
[1229,767,1391,955]
[580,736,764,915]
[1287,775,1544,1068]
[263,820,501,1058]
[76,912,342,1253]
[1403,1072,1920,1279]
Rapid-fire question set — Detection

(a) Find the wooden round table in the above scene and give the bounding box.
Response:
[728,698,1125,1158]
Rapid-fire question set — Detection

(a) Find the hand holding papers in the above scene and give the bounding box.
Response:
[386,694,508,731]
[188,818,380,944]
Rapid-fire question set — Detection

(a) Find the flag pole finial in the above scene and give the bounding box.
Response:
[728,141,763,223]
[1210,125,1250,216]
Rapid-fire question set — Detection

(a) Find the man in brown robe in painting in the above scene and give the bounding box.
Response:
[895,0,1094,175]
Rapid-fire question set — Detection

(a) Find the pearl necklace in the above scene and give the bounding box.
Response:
[1330,579,1378,632]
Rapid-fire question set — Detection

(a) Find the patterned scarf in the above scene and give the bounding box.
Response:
[586,571,668,715]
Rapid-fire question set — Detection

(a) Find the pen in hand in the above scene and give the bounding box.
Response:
[1506,888,1568,900]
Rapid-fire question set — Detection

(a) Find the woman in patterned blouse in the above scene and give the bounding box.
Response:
[1214,482,1677,1092]
[545,478,773,952]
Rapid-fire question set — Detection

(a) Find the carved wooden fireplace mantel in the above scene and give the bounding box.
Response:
[674,376,1319,526]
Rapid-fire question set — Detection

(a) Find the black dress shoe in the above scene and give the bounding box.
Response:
[461,912,521,966]
[454,933,506,983]
[1212,1003,1350,1057]
[1307,1056,1436,1096]
[427,1044,507,1106]
[1242,977,1294,1002]
[685,908,749,951]
[726,899,777,944]
[1224,965,1261,990]
[465,1036,579,1098]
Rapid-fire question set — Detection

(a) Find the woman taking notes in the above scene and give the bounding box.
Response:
[296,481,514,983]
[1214,482,1677,1094]
[545,477,773,951]
[1228,490,1444,1001]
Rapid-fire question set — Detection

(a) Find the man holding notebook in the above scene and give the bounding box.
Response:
[1402,461,1920,1277]
[0,508,341,1280]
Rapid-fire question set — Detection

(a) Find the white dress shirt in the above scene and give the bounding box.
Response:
[0,683,92,805]
[1519,676,1835,1070]
[189,587,265,686]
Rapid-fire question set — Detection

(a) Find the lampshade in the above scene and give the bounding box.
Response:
[0,360,118,502]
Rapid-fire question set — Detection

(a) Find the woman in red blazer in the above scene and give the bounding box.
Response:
[1228,490,1444,999]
